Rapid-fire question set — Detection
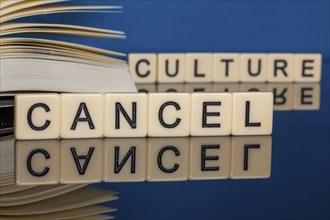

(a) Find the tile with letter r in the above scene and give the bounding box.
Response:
[185,53,213,82]
[158,53,185,83]
[240,53,268,82]
[294,53,321,82]
[294,83,320,110]
[213,53,240,82]
[129,53,157,83]
[267,53,295,82]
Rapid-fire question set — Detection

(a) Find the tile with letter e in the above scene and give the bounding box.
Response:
[231,136,272,179]
[294,54,321,82]
[147,138,189,181]
[213,53,240,82]
[190,93,232,136]
[148,93,190,137]
[15,140,59,185]
[185,53,213,82]
[158,53,185,83]
[129,53,157,83]
[104,93,148,137]
[267,54,295,82]
[60,139,103,183]
[267,83,294,110]
[61,94,103,139]
[15,93,60,140]
[294,83,320,110]
[240,54,268,82]
[232,92,273,135]
[104,138,147,182]
[189,137,231,180]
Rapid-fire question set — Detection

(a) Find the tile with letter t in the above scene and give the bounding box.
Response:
[104,93,148,137]
[240,54,268,82]
[232,92,273,135]
[231,136,272,179]
[294,54,321,82]
[61,94,103,139]
[185,53,213,82]
[267,54,295,82]
[60,139,103,184]
[190,93,232,136]
[15,93,60,140]
[147,138,189,181]
[104,138,147,182]
[129,53,157,83]
[213,53,240,82]
[158,53,185,83]
[189,137,231,180]
[148,93,190,137]
[267,83,294,110]
[294,83,320,110]
[15,140,59,185]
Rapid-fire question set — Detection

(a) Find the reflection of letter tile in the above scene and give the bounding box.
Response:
[136,83,157,93]
[157,83,186,93]
[129,53,157,83]
[158,53,185,83]
[185,83,213,93]
[294,83,320,110]
[241,54,268,82]
[267,83,294,110]
[294,54,321,82]
[239,83,267,92]
[213,53,240,82]
[213,83,240,93]
[185,53,213,82]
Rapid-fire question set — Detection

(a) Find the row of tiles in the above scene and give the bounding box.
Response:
[15,92,273,140]
[129,53,322,83]
[14,136,272,185]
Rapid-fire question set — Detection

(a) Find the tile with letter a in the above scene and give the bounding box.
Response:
[148,93,190,137]
[185,53,213,83]
[15,93,60,140]
[232,92,273,135]
[147,138,189,181]
[129,53,157,83]
[158,53,185,83]
[15,140,59,185]
[213,53,240,82]
[190,93,232,136]
[231,136,272,179]
[104,93,148,137]
[240,53,268,82]
[60,139,103,184]
[294,54,321,82]
[61,94,103,139]
[104,138,147,182]
[189,137,231,180]
[267,83,294,110]
[293,83,320,110]
[267,53,295,82]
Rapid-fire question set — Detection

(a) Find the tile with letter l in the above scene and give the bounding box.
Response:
[231,136,272,179]
[240,53,268,82]
[104,138,147,182]
[294,53,321,82]
[267,83,294,110]
[15,140,59,185]
[147,138,189,181]
[129,53,157,83]
[60,139,103,184]
[15,93,60,140]
[293,83,320,110]
[104,93,148,137]
[158,53,185,83]
[190,93,232,136]
[267,53,295,82]
[189,137,231,180]
[61,94,103,139]
[185,53,213,83]
[232,92,273,135]
[148,93,190,137]
[213,53,240,82]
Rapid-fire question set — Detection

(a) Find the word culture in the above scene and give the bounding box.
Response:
[15,92,273,140]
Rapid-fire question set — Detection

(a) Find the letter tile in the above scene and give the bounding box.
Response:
[189,137,231,180]
[267,54,295,82]
[148,93,190,137]
[158,53,185,82]
[157,83,186,93]
[185,53,213,82]
[15,93,60,140]
[240,54,268,82]
[213,53,240,82]
[104,138,147,182]
[15,140,59,185]
[267,83,294,110]
[147,138,189,181]
[185,83,213,93]
[104,93,148,137]
[239,83,267,92]
[190,93,232,136]
[294,83,320,110]
[212,83,240,93]
[61,94,103,139]
[60,139,103,183]
[232,92,273,135]
[294,54,322,82]
[136,83,157,93]
[129,53,157,83]
[231,136,272,179]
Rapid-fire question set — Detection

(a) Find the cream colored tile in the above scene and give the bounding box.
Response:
[239,83,267,92]
[15,93,60,140]
[293,83,320,110]
[240,53,268,82]
[15,140,59,185]
[158,53,185,82]
[129,53,157,83]
[189,137,231,180]
[231,136,272,179]
[212,83,240,93]
[185,83,213,93]
[147,138,189,181]
[267,54,295,82]
[136,83,157,93]
[60,94,103,139]
[157,83,186,93]
[60,139,103,183]
[213,53,240,82]
[185,53,213,82]
[148,93,190,137]
[267,83,294,110]
[232,92,273,135]
[103,138,147,182]
[190,93,232,136]
[104,93,148,137]
[294,54,322,82]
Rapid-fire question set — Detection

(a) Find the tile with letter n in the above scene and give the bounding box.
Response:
[294,54,321,82]
[129,53,157,83]
[185,53,213,83]
[158,53,185,83]
[240,53,268,82]
[60,139,103,184]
